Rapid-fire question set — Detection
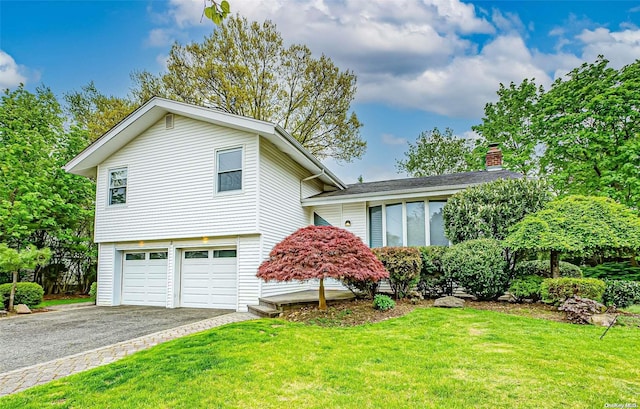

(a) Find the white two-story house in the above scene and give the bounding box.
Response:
[65,98,519,312]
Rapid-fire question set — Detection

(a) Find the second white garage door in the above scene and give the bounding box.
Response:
[180,249,237,309]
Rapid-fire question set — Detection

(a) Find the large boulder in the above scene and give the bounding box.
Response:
[433,296,465,308]
[559,296,608,325]
[590,313,617,327]
[15,304,32,314]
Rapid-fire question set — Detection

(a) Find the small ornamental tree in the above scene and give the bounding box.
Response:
[505,196,640,278]
[0,244,51,311]
[257,226,388,310]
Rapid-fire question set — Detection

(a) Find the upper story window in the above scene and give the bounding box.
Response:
[108,168,127,205]
[217,148,242,193]
[369,200,448,247]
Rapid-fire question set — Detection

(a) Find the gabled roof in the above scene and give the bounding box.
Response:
[64,97,346,189]
[302,169,522,205]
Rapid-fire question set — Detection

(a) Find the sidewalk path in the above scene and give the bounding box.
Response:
[0,312,257,397]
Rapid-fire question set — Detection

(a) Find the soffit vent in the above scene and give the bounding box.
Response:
[165,114,174,129]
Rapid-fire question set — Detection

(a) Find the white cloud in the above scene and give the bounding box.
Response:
[147,28,174,47]
[381,133,407,146]
[151,1,640,120]
[357,35,552,118]
[167,0,204,28]
[0,51,28,89]
[577,27,640,68]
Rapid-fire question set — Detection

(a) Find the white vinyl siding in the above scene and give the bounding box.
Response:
[96,243,116,306]
[94,115,258,242]
[342,202,366,241]
[259,138,315,296]
[311,204,341,227]
[237,235,262,311]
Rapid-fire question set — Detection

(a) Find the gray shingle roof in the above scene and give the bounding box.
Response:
[309,169,522,199]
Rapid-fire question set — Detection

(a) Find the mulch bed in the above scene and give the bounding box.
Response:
[282,298,640,327]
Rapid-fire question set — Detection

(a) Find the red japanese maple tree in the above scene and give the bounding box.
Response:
[257,225,388,310]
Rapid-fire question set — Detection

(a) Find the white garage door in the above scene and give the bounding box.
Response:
[122,251,168,307]
[181,249,237,309]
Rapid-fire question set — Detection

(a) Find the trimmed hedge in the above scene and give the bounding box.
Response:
[540,278,605,304]
[514,260,582,278]
[582,262,640,281]
[602,280,640,308]
[0,282,45,309]
[373,247,422,299]
[509,275,543,302]
[417,246,453,298]
[442,238,508,300]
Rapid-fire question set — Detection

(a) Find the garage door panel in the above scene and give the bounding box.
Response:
[181,249,237,309]
[122,251,168,307]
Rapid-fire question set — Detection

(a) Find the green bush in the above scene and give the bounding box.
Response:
[373,247,422,299]
[89,282,98,303]
[0,282,45,309]
[509,275,544,302]
[373,294,395,311]
[540,278,606,304]
[582,262,640,281]
[442,238,509,300]
[514,260,582,278]
[602,280,640,308]
[417,246,453,298]
[340,276,379,299]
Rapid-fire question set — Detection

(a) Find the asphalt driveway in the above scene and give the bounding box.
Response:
[0,306,231,373]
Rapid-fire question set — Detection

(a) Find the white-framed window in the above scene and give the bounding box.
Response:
[216,148,242,193]
[108,167,127,205]
[368,200,448,247]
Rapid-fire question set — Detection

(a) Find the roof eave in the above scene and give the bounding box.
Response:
[301,183,478,206]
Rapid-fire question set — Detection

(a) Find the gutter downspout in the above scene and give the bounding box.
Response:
[300,170,325,201]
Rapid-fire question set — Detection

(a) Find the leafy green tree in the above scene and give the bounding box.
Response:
[505,196,640,278]
[536,57,640,208]
[0,86,62,247]
[0,86,96,291]
[471,79,543,176]
[443,178,551,269]
[132,16,365,161]
[443,178,551,244]
[0,244,50,311]
[396,127,476,177]
[65,82,137,142]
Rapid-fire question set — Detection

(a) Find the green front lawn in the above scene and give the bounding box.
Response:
[1,308,638,409]
[34,297,92,309]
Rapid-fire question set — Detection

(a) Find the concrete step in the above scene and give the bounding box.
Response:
[258,299,279,310]
[248,304,281,318]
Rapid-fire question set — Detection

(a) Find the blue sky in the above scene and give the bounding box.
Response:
[2,0,640,183]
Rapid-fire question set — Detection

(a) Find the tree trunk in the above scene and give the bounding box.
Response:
[318,277,327,310]
[631,253,638,267]
[550,250,560,278]
[8,270,17,312]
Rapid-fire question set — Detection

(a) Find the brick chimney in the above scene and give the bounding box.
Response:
[486,143,502,171]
